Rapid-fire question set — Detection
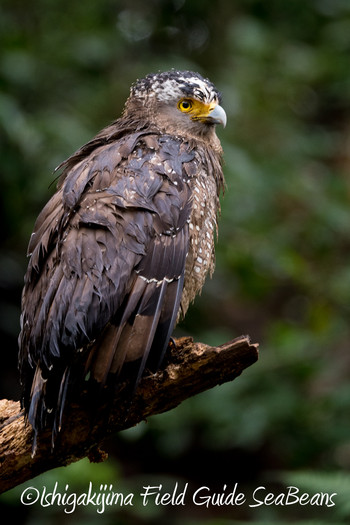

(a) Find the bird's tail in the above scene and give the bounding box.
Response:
[26,363,70,455]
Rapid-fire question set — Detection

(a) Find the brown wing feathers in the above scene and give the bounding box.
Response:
[19,130,195,449]
[83,140,193,384]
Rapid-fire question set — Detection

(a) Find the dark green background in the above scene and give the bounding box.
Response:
[1,0,350,523]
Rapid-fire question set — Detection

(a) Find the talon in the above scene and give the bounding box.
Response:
[168,337,177,349]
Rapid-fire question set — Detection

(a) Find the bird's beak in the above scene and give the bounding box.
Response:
[191,101,227,128]
[207,104,227,128]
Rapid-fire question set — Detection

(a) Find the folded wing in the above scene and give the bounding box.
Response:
[18,130,195,450]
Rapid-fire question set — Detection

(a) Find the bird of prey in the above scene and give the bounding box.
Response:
[18,69,227,452]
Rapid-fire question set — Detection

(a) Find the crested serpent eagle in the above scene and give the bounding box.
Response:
[18,70,227,452]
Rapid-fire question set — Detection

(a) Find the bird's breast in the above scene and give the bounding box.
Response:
[180,165,219,317]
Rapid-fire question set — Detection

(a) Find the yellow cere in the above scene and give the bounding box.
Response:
[177,98,217,120]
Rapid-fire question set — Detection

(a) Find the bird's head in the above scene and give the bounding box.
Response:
[123,70,227,137]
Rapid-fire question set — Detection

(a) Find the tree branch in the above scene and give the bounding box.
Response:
[0,335,258,494]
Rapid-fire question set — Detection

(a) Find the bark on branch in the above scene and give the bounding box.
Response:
[0,335,258,494]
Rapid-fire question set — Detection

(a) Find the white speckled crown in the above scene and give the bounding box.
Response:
[130,70,222,104]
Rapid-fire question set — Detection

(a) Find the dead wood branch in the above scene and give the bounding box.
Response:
[0,335,258,494]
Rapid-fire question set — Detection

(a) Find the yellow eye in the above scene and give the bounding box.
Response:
[178,99,193,112]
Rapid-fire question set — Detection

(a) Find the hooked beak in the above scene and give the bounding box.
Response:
[206,104,227,128]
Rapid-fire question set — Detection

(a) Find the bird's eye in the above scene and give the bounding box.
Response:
[178,99,193,112]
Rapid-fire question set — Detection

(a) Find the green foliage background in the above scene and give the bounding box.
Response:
[1,0,350,523]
